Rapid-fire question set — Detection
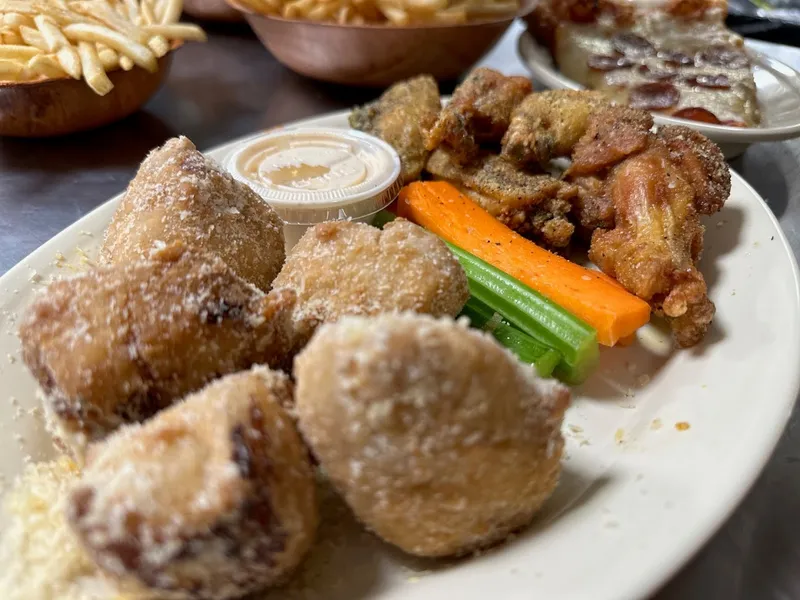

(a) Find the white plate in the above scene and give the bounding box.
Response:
[517,31,800,158]
[1,110,799,600]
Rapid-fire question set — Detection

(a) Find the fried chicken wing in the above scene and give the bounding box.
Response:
[589,146,714,347]
[658,125,731,215]
[567,105,654,177]
[349,75,441,183]
[102,136,286,292]
[501,90,609,168]
[426,68,532,163]
[426,148,578,248]
[19,245,295,456]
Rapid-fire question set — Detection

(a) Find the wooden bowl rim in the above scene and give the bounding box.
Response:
[0,40,182,91]
[228,0,534,30]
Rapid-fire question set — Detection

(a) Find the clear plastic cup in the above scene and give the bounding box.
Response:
[226,128,402,250]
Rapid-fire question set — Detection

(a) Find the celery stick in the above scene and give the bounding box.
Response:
[446,242,598,378]
[460,297,561,378]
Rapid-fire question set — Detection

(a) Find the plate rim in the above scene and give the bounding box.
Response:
[516,30,800,142]
[1,113,799,600]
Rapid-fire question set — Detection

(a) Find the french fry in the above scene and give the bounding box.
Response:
[147,33,169,57]
[56,44,81,78]
[96,43,118,69]
[62,22,157,72]
[25,53,67,79]
[143,23,206,42]
[19,25,48,50]
[159,0,182,24]
[2,30,24,44]
[140,0,156,24]
[68,0,148,42]
[0,58,25,81]
[124,0,139,23]
[0,45,42,60]
[1,0,206,94]
[77,40,113,95]
[3,11,33,27]
[34,14,70,51]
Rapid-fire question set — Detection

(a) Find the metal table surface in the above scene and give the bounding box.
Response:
[1,20,799,600]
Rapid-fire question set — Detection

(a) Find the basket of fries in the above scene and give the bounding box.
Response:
[0,0,206,137]
[225,0,534,86]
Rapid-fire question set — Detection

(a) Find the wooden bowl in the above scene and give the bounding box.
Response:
[227,0,534,86]
[184,0,243,21]
[0,52,174,138]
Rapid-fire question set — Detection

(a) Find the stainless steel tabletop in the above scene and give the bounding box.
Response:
[1,20,799,599]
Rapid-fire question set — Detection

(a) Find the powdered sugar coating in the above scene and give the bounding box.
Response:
[68,366,317,600]
[295,313,570,557]
[19,245,296,457]
[272,219,469,349]
[101,136,286,292]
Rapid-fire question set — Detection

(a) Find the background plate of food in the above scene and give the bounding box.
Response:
[518,0,800,158]
[0,73,799,600]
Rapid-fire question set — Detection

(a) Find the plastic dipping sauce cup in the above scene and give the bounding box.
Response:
[227,128,403,250]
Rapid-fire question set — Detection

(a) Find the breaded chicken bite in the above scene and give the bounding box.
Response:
[271,219,468,348]
[67,367,317,600]
[295,314,570,557]
[19,245,295,457]
[101,136,286,292]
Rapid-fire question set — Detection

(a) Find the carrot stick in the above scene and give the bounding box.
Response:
[397,181,650,346]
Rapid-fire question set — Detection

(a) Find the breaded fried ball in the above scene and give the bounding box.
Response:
[67,367,317,600]
[101,136,286,292]
[271,219,469,348]
[19,245,295,457]
[295,314,570,557]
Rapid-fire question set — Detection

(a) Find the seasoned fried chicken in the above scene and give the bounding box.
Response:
[426,148,578,248]
[426,68,531,164]
[589,141,716,347]
[567,105,654,177]
[349,75,441,183]
[501,89,610,168]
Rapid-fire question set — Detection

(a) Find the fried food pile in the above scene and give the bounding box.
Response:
[10,135,569,599]
[351,68,731,347]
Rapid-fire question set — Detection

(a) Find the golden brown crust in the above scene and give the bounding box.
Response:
[501,89,610,168]
[426,148,578,248]
[67,367,317,600]
[349,75,441,183]
[19,246,295,454]
[567,105,654,177]
[295,314,570,557]
[657,124,731,215]
[101,136,286,292]
[425,68,531,164]
[272,219,469,349]
[589,148,714,347]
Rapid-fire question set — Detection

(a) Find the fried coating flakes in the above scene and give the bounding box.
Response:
[67,367,317,600]
[501,89,609,168]
[567,105,655,177]
[349,75,442,183]
[426,68,532,163]
[295,314,570,558]
[101,136,286,292]
[426,148,578,248]
[19,246,295,456]
[272,219,469,348]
